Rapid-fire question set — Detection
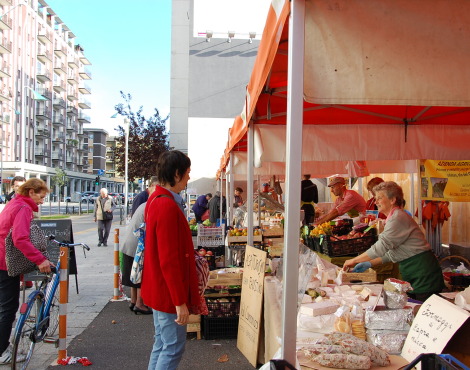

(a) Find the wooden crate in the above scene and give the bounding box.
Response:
[227,234,263,243]
[263,227,284,237]
[341,268,377,283]
[187,314,201,339]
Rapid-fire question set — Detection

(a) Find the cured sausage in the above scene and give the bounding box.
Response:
[314,353,371,369]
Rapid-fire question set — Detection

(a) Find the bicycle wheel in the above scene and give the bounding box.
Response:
[45,288,60,337]
[11,293,43,370]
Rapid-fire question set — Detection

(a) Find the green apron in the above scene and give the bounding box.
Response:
[399,250,445,294]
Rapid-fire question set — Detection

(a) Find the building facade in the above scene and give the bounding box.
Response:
[0,0,98,200]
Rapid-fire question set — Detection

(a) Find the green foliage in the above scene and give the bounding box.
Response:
[112,92,171,182]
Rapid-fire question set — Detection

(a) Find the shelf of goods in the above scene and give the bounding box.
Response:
[226,233,263,267]
[197,224,225,247]
[202,268,243,340]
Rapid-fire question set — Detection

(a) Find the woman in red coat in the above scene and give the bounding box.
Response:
[141,150,199,370]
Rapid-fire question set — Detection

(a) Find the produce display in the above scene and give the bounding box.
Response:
[227,227,261,237]
[205,297,240,318]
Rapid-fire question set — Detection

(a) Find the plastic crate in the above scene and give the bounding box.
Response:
[205,297,240,318]
[197,224,225,247]
[403,353,470,370]
[202,316,239,340]
[318,229,378,257]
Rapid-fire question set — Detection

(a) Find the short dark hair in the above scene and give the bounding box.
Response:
[206,193,212,198]
[12,176,26,185]
[157,150,191,187]
[18,178,49,197]
[235,187,243,193]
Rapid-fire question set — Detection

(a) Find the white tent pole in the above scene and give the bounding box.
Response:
[219,174,223,223]
[225,170,229,223]
[229,153,235,225]
[247,126,254,246]
[282,0,305,365]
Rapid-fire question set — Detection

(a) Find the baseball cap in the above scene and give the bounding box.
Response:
[328,176,346,187]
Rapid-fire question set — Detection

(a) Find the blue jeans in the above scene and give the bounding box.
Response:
[148,310,187,370]
[0,270,20,355]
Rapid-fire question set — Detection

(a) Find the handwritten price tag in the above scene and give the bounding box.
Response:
[401,294,469,363]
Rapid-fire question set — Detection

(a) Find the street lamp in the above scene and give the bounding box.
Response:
[21,86,47,176]
[111,114,129,222]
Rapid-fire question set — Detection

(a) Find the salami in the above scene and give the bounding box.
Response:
[302,344,348,358]
[314,354,371,369]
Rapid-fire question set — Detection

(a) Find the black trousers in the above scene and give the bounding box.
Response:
[97,219,113,244]
[0,270,20,355]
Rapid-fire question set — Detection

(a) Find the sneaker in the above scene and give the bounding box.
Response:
[0,347,26,364]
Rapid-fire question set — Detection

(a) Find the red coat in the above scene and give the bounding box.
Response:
[0,195,46,271]
[141,186,199,314]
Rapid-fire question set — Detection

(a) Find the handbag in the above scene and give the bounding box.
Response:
[99,198,113,221]
[5,219,49,277]
[201,209,210,221]
[130,223,145,284]
[189,251,210,315]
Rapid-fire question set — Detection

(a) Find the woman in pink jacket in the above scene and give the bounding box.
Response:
[0,178,53,365]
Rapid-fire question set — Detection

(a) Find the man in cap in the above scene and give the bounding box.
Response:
[314,176,366,225]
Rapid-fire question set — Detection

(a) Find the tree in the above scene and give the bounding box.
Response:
[51,168,67,210]
[112,92,170,182]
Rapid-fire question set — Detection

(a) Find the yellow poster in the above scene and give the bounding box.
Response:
[420,160,470,202]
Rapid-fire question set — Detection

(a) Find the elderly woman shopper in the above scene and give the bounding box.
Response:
[0,178,53,364]
[343,181,444,302]
[120,202,152,315]
[142,150,200,370]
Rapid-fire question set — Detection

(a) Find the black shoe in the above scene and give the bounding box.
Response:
[97,242,102,247]
[103,243,108,247]
[129,303,135,312]
[133,307,152,315]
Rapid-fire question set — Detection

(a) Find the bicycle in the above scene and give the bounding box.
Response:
[11,235,90,369]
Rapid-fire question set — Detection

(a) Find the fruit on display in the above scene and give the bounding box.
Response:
[202,219,212,226]
[228,227,261,237]
[309,222,333,237]
[198,248,207,256]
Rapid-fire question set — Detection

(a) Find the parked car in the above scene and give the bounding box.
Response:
[109,192,123,204]
[81,191,99,203]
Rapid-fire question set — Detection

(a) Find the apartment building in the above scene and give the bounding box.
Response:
[0,0,97,199]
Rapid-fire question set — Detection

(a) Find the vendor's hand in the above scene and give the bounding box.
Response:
[175,303,189,326]
[343,259,356,271]
[352,261,372,273]
[38,260,55,274]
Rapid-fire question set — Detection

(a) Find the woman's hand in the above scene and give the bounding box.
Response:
[343,258,357,271]
[38,260,55,274]
[175,303,189,325]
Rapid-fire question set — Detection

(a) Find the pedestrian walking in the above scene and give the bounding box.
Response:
[94,188,116,247]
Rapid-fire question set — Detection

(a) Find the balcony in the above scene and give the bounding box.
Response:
[68,57,79,68]
[78,83,91,94]
[37,48,52,63]
[53,97,66,108]
[52,132,65,142]
[0,15,12,30]
[0,113,12,124]
[53,80,66,92]
[36,125,50,137]
[54,45,67,58]
[79,67,92,80]
[67,106,78,116]
[52,113,65,125]
[78,98,91,109]
[0,87,12,102]
[66,122,76,131]
[67,73,78,85]
[36,88,52,100]
[78,113,90,123]
[0,61,10,78]
[54,62,67,76]
[38,28,52,44]
[35,148,48,157]
[36,108,51,120]
[67,89,78,101]
[36,67,51,82]
[0,37,12,54]
[51,151,62,160]
[66,155,76,163]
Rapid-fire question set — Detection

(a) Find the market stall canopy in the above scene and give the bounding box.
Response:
[219,0,470,173]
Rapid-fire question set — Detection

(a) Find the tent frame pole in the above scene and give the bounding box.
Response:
[282,0,305,365]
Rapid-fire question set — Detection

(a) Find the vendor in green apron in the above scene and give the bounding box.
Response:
[343,181,444,303]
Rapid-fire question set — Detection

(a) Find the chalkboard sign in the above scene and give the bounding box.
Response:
[237,245,267,367]
[24,219,77,281]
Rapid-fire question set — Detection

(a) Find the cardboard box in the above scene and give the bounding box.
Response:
[227,234,263,243]
[341,268,377,283]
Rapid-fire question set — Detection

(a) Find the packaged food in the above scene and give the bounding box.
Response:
[334,306,351,334]
[313,353,371,369]
[350,304,366,341]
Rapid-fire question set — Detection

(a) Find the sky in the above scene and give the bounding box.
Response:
[46,0,172,136]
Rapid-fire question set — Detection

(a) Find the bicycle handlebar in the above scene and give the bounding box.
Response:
[48,235,91,251]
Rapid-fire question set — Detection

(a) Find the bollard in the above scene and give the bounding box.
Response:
[113,229,120,300]
[58,246,69,361]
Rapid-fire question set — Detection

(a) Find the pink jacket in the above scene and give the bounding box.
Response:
[0,195,46,271]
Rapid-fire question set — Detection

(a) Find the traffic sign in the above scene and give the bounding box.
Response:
[98,169,104,175]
